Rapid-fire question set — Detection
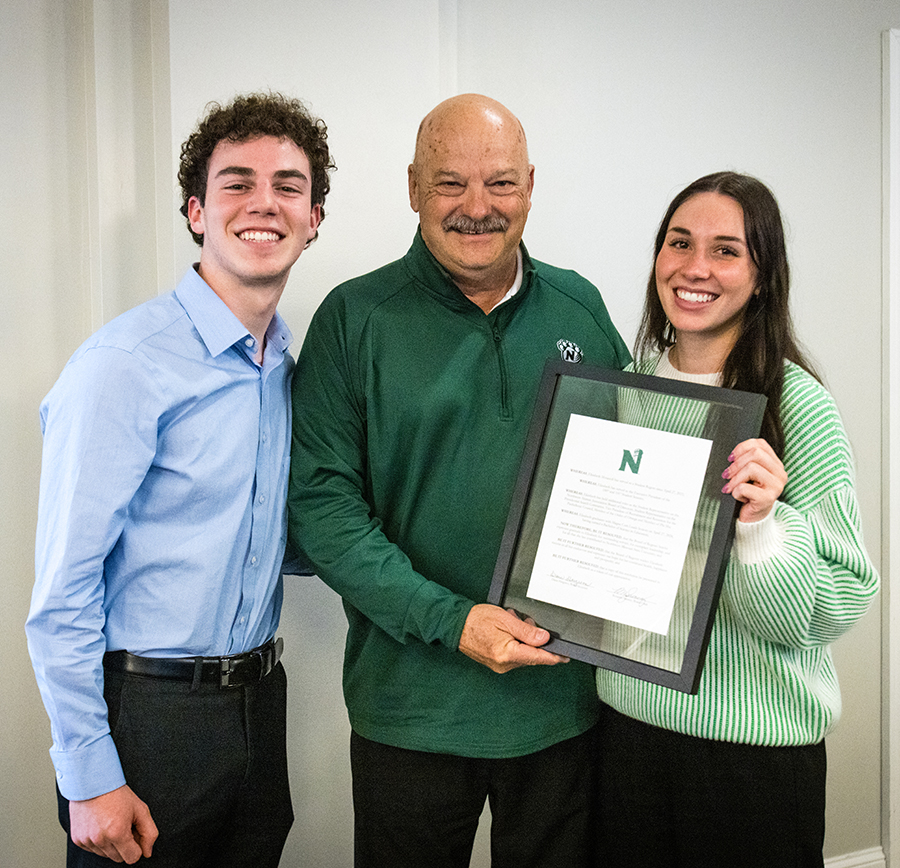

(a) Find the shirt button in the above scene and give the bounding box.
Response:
[250,556,258,565]
[245,338,254,348]
[258,494,266,504]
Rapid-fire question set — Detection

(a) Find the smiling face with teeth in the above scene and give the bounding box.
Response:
[188,135,321,304]
[654,191,758,371]
[408,95,534,309]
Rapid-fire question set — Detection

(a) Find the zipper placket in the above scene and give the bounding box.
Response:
[491,321,511,420]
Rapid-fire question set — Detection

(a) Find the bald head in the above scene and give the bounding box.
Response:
[408,94,534,307]
[412,94,529,176]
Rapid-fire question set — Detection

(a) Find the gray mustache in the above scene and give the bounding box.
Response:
[442,214,509,234]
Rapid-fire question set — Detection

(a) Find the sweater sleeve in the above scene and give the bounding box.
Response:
[721,368,878,649]
[287,292,474,650]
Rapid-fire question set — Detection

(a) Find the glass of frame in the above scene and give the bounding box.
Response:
[488,361,766,693]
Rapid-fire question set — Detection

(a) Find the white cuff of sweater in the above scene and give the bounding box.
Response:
[732,508,785,565]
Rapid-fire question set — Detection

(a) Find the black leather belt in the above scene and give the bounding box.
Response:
[103,637,283,689]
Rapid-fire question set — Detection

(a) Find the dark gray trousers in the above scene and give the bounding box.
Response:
[58,662,293,868]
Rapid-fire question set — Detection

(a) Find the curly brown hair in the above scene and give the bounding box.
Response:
[178,92,335,247]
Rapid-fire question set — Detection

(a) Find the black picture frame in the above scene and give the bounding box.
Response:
[488,361,766,693]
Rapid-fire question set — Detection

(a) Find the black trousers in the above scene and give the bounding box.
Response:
[58,662,293,868]
[597,703,826,868]
[350,725,599,868]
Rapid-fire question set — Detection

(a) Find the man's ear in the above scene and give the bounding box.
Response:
[307,203,322,243]
[187,196,205,238]
[408,164,420,213]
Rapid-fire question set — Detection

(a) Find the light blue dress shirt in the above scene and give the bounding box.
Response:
[26,267,294,801]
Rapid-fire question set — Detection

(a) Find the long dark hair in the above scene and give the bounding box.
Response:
[635,171,820,457]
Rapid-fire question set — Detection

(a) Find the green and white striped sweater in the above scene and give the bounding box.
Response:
[596,350,880,745]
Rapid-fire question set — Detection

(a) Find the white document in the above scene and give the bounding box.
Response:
[526,413,713,635]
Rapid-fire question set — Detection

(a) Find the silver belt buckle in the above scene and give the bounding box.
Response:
[219,655,238,688]
[218,638,282,688]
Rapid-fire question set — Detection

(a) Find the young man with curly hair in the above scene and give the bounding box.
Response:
[26,92,333,868]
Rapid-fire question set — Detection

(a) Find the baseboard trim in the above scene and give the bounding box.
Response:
[825,847,886,868]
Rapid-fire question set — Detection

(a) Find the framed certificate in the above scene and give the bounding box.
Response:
[488,361,766,693]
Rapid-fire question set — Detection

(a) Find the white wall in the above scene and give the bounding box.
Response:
[3,1,897,866]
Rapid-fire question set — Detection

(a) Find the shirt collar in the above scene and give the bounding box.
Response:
[658,346,723,386]
[262,309,293,356]
[173,266,293,359]
[487,249,524,312]
[406,228,536,312]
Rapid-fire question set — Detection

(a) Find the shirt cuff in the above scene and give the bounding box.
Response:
[51,733,126,802]
[732,508,785,566]
[403,580,475,650]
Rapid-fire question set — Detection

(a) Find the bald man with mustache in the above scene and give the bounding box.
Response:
[289,94,629,868]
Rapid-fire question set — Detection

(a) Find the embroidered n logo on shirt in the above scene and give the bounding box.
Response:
[556,339,583,363]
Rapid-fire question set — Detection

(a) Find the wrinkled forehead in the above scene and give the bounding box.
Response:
[415,113,529,176]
